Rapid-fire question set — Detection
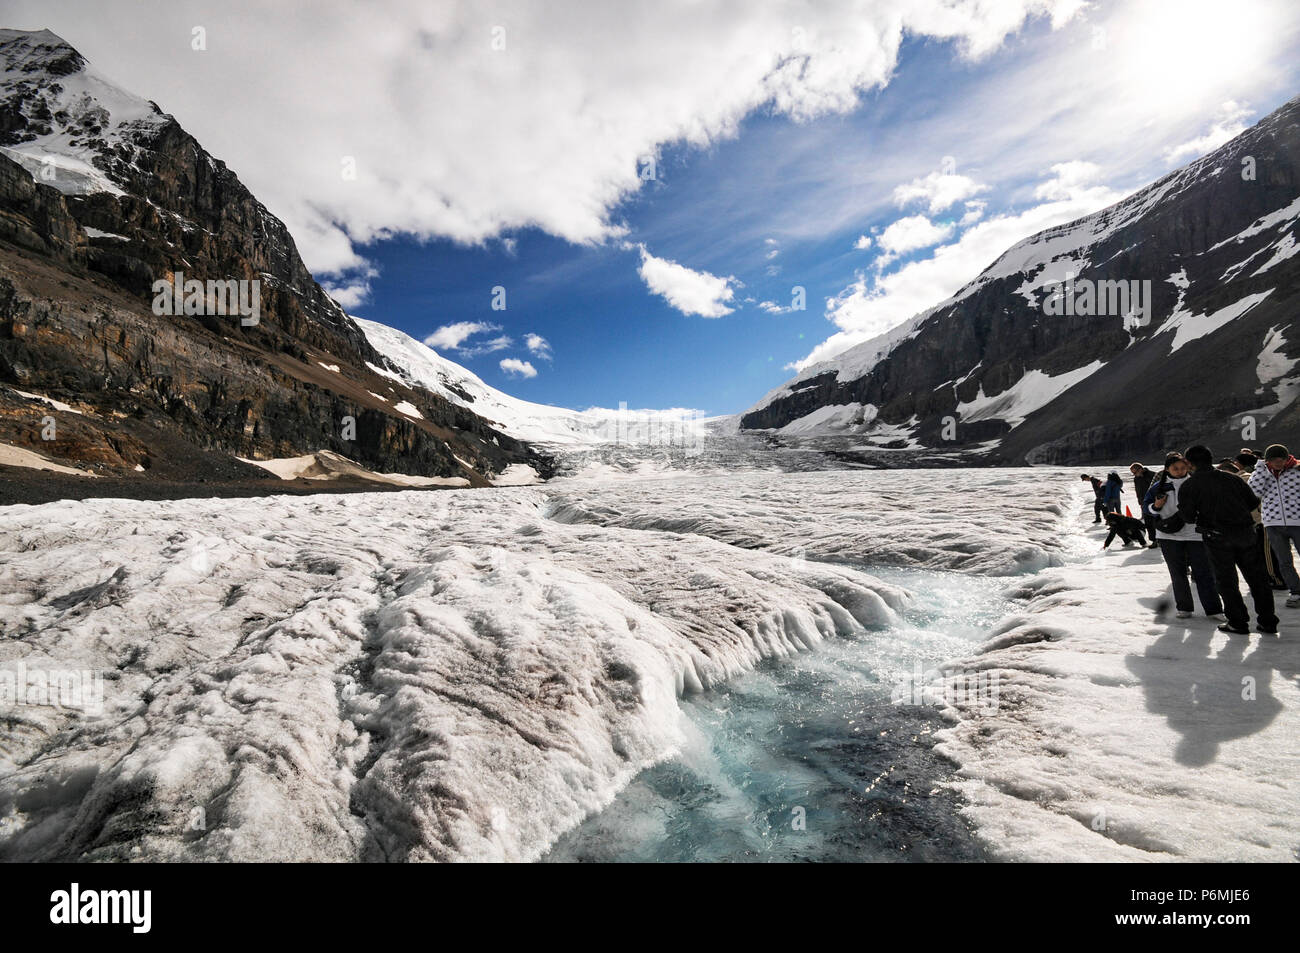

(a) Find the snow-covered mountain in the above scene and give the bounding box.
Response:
[356,317,712,449]
[0,28,549,490]
[744,95,1300,464]
[0,28,168,196]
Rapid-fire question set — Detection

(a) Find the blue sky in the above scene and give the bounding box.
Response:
[338,4,1300,414]
[13,0,1300,415]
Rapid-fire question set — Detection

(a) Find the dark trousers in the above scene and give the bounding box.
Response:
[1205,528,1278,631]
[1143,513,1158,543]
[1158,539,1223,615]
[1260,524,1286,587]
[1093,498,1106,522]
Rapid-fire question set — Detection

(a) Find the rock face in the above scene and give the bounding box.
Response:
[0,28,546,486]
[743,95,1300,464]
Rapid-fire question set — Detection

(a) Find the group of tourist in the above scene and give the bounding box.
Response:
[1082,444,1298,637]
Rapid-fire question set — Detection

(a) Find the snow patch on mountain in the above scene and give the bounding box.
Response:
[777,403,869,435]
[1207,193,1300,252]
[955,361,1105,429]
[1157,290,1275,354]
[0,28,168,197]
[1249,325,1300,417]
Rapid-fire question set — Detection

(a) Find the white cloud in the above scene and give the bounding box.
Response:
[524,333,552,359]
[322,264,379,310]
[636,246,736,318]
[461,335,514,357]
[12,0,1089,281]
[1162,101,1254,164]
[758,300,790,314]
[793,176,1128,369]
[892,171,990,213]
[423,321,502,352]
[323,280,370,311]
[1033,160,1104,201]
[960,200,987,225]
[877,215,955,256]
[854,234,873,250]
[499,358,538,378]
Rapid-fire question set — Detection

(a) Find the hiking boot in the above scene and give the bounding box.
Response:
[1218,622,1250,635]
[1258,626,1280,636]
[1286,596,1300,608]
[1175,610,1194,619]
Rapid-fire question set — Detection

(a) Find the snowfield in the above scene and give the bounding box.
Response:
[1,468,1295,862]
[937,520,1300,862]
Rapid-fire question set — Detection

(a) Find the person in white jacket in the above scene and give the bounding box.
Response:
[1248,443,1300,608]
[1144,453,1224,620]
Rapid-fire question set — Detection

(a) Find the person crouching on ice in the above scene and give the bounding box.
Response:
[1102,511,1147,549]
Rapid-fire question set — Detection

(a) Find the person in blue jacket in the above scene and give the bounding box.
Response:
[1102,471,1124,515]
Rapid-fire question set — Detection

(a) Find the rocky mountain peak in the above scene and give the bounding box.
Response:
[742,93,1300,464]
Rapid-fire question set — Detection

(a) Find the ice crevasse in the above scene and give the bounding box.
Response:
[0,489,909,862]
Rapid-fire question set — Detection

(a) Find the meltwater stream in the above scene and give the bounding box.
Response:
[543,567,1011,862]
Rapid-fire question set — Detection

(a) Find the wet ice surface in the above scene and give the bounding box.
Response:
[0,464,1079,861]
[545,569,1010,862]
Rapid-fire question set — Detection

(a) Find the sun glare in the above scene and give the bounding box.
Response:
[1114,0,1278,112]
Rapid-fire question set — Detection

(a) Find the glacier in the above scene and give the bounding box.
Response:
[2,465,1296,862]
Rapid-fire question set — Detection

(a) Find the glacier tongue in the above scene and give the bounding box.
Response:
[0,483,908,862]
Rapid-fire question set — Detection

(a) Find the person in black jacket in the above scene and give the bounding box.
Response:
[1177,445,1279,635]
[1102,511,1147,548]
[1082,474,1106,523]
[1129,462,1158,547]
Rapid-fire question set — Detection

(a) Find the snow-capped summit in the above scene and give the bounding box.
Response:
[0,28,168,195]
[744,94,1300,463]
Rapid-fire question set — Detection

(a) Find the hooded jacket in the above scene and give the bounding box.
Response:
[1248,457,1300,527]
[1102,473,1124,508]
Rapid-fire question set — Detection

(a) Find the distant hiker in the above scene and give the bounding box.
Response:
[1144,452,1224,620]
[1178,445,1278,636]
[1102,471,1124,514]
[1248,443,1300,610]
[1129,462,1159,547]
[1082,473,1106,523]
[1102,511,1147,549]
